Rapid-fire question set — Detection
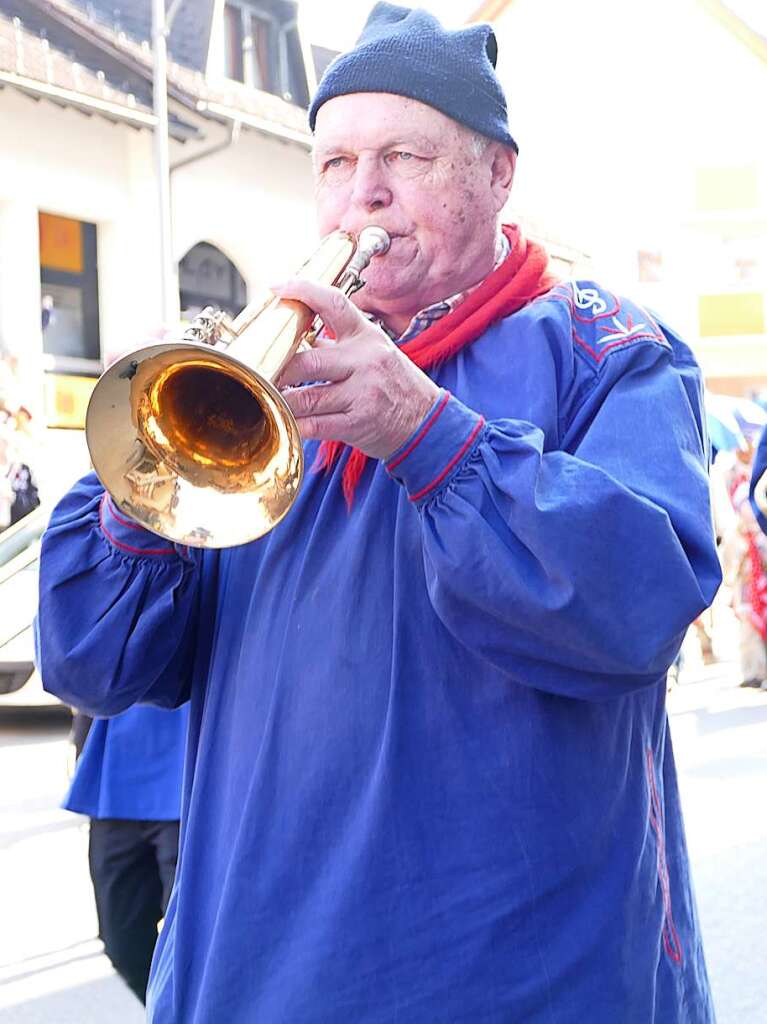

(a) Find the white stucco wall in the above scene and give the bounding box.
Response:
[493,0,767,382]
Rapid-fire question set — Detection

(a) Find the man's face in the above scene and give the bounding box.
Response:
[313,93,513,325]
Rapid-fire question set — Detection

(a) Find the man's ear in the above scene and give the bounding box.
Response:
[489,145,516,212]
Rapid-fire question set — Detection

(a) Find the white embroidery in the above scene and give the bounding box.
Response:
[596,315,648,345]
[572,282,607,315]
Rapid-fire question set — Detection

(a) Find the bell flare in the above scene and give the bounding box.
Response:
[86,343,304,548]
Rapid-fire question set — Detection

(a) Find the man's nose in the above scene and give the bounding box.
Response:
[350,155,392,213]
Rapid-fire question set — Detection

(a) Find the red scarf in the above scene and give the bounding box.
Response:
[315,224,557,507]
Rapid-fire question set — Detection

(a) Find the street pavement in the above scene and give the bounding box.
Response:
[0,710,143,1023]
[668,658,767,1024]
[0,655,765,1023]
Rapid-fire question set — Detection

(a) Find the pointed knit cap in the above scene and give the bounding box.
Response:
[308,2,518,153]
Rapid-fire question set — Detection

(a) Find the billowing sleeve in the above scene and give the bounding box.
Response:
[750,426,767,536]
[386,338,721,700]
[38,473,206,715]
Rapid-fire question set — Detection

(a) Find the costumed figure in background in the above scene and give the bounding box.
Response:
[721,435,767,688]
[64,704,189,1004]
[37,6,721,1022]
[750,424,767,538]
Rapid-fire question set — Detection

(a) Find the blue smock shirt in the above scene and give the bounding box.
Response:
[39,282,721,1023]
[750,426,767,535]
[64,704,189,820]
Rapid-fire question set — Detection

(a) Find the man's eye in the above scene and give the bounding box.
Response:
[325,157,346,170]
[390,151,414,162]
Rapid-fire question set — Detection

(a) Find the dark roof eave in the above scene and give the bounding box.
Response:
[0,69,156,127]
[194,99,311,150]
[15,0,312,145]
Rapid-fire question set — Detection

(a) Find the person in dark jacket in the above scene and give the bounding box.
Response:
[64,704,189,1003]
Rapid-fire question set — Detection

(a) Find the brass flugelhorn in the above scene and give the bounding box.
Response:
[86,227,391,548]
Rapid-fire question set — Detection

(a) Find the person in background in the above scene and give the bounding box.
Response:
[41,294,55,333]
[0,352,19,424]
[63,704,189,1004]
[0,422,39,530]
[722,439,767,688]
[750,425,767,537]
[0,426,15,530]
[38,5,721,1021]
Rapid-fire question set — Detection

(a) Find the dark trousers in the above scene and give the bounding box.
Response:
[88,818,180,1004]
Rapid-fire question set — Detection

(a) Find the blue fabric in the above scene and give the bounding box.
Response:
[38,281,720,1023]
[63,704,189,820]
[750,425,767,535]
[308,3,518,152]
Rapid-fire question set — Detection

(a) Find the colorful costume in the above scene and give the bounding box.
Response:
[39,278,720,1022]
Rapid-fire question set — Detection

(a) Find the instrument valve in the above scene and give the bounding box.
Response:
[182,307,235,347]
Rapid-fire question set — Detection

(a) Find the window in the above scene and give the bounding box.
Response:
[224,2,273,91]
[179,242,248,320]
[38,212,100,372]
[222,1,309,106]
[224,3,245,82]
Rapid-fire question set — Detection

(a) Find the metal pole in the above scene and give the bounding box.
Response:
[152,0,178,324]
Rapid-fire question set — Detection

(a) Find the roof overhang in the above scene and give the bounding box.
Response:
[0,69,156,127]
[195,100,312,150]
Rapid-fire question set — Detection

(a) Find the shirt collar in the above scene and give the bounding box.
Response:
[375,232,510,344]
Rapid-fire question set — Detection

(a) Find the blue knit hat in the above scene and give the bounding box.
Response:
[308,3,518,153]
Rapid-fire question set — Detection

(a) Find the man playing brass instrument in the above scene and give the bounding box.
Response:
[39,4,720,1021]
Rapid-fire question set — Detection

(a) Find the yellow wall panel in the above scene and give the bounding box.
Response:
[44,373,97,429]
[695,167,759,211]
[39,212,84,273]
[698,293,765,337]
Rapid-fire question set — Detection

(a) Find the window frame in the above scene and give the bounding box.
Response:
[222,0,302,102]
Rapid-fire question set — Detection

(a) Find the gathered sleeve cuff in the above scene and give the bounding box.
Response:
[385,390,486,504]
[98,494,192,561]
[38,474,203,715]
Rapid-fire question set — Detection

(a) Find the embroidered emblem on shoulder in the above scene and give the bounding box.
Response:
[572,282,609,316]
[537,282,671,366]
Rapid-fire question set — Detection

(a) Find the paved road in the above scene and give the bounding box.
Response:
[0,664,764,1022]
[668,661,767,1024]
[0,709,143,1022]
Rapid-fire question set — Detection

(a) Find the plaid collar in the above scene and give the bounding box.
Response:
[375,232,510,343]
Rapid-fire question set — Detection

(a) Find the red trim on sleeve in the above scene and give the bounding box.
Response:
[408,417,485,503]
[387,391,451,472]
[108,497,147,532]
[99,495,176,557]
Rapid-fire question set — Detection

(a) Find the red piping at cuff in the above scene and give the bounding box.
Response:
[387,390,451,471]
[99,494,180,558]
[385,390,486,504]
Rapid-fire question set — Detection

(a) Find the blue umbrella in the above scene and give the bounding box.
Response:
[730,396,767,436]
[705,392,746,453]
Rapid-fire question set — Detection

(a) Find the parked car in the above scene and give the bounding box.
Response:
[0,507,66,711]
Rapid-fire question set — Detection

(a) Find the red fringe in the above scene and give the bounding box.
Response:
[314,224,557,508]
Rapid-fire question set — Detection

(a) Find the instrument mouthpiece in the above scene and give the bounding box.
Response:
[358,226,391,259]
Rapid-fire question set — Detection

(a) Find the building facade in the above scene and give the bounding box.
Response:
[0,0,318,499]
[471,0,767,396]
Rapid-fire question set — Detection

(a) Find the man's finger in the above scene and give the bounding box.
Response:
[282,381,351,420]
[278,344,353,388]
[274,279,366,341]
[294,412,353,443]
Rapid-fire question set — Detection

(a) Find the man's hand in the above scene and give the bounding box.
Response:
[274,280,440,460]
